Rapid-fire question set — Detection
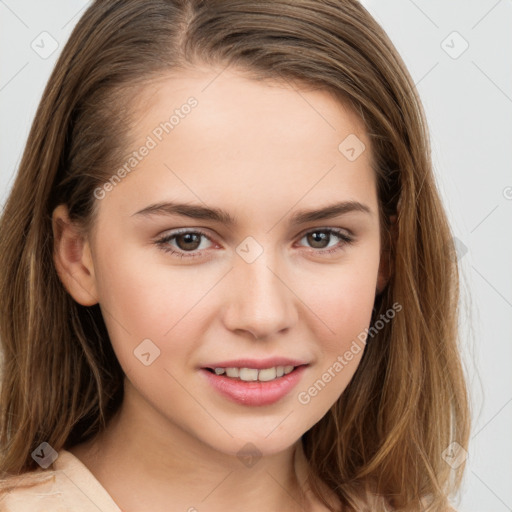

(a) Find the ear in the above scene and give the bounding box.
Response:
[52,204,99,306]
[376,214,397,295]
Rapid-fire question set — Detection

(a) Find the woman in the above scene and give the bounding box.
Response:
[0,1,470,510]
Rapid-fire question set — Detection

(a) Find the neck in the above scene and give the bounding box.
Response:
[69,379,334,512]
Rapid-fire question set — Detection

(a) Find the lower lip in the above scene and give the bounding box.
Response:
[201,365,307,406]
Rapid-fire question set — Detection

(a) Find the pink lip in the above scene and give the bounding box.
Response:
[201,357,308,370]
[201,365,308,406]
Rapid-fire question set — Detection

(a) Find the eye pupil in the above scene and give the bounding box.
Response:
[307,231,329,249]
[176,233,201,251]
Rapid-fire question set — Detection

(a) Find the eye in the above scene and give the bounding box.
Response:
[296,228,354,255]
[154,229,214,259]
[154,227,354,260]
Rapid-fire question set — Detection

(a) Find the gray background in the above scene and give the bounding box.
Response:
[1,1,511,510]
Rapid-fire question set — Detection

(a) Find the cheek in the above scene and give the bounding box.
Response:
[292,247,379,408]
[299,245,380,344]
[309,274,374,371]
[93,244,212,333]
[91,245,224,381]
[322,268,377,345]
[294,288,374,417]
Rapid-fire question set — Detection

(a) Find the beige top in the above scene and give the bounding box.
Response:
[0,449,122,511]
[0,450,457,511]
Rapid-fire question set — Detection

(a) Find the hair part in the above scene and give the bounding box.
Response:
[0,1,470,510]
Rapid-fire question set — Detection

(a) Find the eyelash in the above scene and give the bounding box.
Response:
[154,228,354,259]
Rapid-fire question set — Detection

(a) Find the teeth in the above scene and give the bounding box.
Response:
[210,365,297,382]
[239,368,258,381]
[225,367,239,378]
[258,367,277,381]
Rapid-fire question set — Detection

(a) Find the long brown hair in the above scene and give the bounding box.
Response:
[0,1,470,510]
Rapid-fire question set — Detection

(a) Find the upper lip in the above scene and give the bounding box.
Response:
[202,357,309,370]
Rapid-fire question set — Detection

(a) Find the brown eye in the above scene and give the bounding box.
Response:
[298,228,353,253]
[155,229,214,258]
[174,232,202,251]
[306,231,331,249]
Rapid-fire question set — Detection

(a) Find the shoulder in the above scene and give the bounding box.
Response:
[0,449,121,512]
[0,468,64,512]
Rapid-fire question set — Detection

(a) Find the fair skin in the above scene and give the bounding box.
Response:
[53,66,388,512]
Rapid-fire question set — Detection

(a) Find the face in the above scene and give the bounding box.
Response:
[59,66,385,458]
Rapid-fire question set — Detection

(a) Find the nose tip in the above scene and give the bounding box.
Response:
[222,258,297,340]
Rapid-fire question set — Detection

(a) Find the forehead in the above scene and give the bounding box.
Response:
[132,66,370,156]
[101,67,377,220]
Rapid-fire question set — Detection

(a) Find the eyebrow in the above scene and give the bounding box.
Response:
[132,200,372,226]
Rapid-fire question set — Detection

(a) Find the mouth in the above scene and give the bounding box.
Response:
[203,365,301,382]
[200,362,309,406]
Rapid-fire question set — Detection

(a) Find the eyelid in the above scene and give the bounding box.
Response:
[296,224,353,239]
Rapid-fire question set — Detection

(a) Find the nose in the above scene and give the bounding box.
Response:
[222,252,298,340]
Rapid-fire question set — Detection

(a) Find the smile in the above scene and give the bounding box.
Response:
[201,364,308,406]
[206,365,296,382]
